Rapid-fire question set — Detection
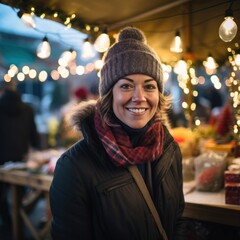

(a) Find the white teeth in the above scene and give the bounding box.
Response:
[128,108,146,113]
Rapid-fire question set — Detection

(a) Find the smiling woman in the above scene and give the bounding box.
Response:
[50,26,186,240]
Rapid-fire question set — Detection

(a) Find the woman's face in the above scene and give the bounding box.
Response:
[112,74,159,129]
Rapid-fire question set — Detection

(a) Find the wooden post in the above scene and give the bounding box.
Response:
[11,185,24,240]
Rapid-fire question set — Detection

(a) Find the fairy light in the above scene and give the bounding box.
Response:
[51,70,60,80]
[22,66,30,75]
[85,25,91,31]
[17,72,25,81]
[4,74,11,82]
[29,69,37,79]
[195,119,201,126]
[227,43,240,140]
[76,65,85,75]
[38,71,48,82]
[175,59,198,128]
[40,13,45,18]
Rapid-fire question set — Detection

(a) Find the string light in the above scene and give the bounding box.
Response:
[17,10,36,28]
[94,28,110,53]
[219,4,238,42]
[58,48,77,67]
[174,59,187,75]
[81,37,95,59]
[170,30,183,53]
[227,45,240,139]
[234,53,240,66]
[203,53,218,75]
[36,36,51,59]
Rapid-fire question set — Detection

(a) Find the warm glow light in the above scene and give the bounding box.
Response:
[190,103,196,111]
[81,38,95,59]
[38,71,48,82]
[170,30,183,53]
[4,74,11,82]
[193,91,198,97]
[163,72,170,82]
[94,59,104,70]
[17,72,25,81]
[94,33,110,53]
[60,68,69,78]
[59,49,77,66]
[183,88,189,94]
[8,69,16,77]
[198,76,206,85]
[174,59,187,75]
[182,102,188,109]
[17,11,36,28]
[37,37,51,59]
[29,69,37,79]
[234,54,240,66]
[195,119,201,126]
[10,64,18,74]
[76,65,85,75]
[219,9,238,42]
[85,63,95,72]
[51,70,60,80]
[203,54,218,75]
[22,66,30,75]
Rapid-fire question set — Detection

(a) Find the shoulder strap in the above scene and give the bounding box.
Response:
[128,165,168,240]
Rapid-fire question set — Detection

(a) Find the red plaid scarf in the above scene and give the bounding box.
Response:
[94,112,164,167]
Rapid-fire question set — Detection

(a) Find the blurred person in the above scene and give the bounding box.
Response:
[58,86,89,148]
[50,27,186,240]
[0,80,40,237]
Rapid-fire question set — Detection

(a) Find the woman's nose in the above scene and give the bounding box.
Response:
[132,87,146,102]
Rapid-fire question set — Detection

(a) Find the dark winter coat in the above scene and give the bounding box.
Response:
[50,101,186,240]
[0,90,39,164]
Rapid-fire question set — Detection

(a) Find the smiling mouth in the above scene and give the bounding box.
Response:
[127,108,147,113]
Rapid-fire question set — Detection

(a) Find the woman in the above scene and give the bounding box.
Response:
[50,27,186,240]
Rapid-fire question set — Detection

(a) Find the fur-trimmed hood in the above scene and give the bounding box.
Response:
[66,99,97,133]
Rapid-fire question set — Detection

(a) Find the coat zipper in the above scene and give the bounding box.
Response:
[103,179,133,195]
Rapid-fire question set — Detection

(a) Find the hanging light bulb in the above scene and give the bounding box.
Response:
[219,8,238,42]
[59,48,77,66]
[203,53,218,75]
[170,30,183,53]
[37,37,51,59]
[81,38,95,59]
[94,29,110,53]
[17,10,36,28]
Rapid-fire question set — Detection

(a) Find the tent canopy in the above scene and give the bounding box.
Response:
[1,0,240,65]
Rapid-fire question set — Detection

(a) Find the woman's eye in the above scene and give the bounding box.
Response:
[120,84,132,89]
[145,84,157,90]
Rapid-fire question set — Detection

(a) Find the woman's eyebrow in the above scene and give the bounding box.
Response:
[122,77,155,83]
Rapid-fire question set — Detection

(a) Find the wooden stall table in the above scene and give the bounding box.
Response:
[183,181,240,227]
[0,167,53,240]
[1,168,240,239]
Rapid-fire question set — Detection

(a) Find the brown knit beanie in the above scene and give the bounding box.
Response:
[99,26,163,97]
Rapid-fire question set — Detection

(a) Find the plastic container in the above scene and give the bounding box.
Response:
[194,151,227,192]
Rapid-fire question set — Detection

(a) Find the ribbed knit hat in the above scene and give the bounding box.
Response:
[99,26,163,97]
